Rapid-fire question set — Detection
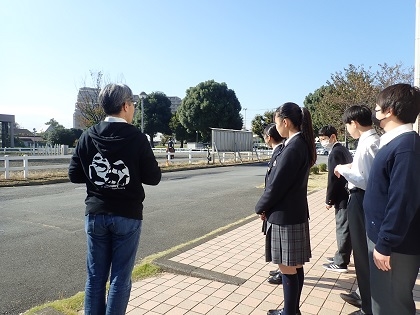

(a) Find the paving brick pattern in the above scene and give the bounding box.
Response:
[127,189,420,314]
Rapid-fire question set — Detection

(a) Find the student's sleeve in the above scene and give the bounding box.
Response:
[255,146,304,214]
[68,136,87,183]
[325,150,347,205]
[138,134,161,186]
[341,142,378,190]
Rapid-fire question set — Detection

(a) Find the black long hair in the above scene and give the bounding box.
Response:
[275,102,317,166]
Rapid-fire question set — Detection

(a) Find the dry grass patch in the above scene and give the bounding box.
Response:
[308,171,328,192]
[0,169,69,187]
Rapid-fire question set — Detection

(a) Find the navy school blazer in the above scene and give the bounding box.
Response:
[325,143,352,209]
[255,133,311,225]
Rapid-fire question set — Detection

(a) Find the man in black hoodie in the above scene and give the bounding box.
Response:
[69,83,161,315]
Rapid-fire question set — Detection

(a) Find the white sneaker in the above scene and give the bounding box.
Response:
[322,263,348,273]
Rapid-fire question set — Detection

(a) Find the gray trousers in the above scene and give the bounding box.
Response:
[334,207,352,266]
[367,238,420,315]
[348,190,372,314]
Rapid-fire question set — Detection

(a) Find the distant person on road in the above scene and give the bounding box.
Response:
[334,105,379,315]
[255,103,317,315]
[68,83,161,315]
[363,83,420,315]
[319,125,353,273]
[167,138,175,160]
[262,123,285,286]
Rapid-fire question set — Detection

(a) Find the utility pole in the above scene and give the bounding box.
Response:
[243,108,247,130]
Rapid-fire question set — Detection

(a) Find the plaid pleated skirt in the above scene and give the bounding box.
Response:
[265,221,311,266]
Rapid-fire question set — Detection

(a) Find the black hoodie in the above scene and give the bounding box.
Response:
[68,121,161,220]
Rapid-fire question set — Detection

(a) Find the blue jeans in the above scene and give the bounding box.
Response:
[84,214,142,315]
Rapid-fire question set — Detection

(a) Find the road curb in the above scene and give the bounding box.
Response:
[153,215,257,285]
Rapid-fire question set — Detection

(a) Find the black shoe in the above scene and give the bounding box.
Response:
[269,268,280,276]
[267,309,301,315]
[267,273,282,285]
[340,291,362,308]
[322,263,348,273]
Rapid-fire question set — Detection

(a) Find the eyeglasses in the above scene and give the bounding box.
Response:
[128,98,137,106]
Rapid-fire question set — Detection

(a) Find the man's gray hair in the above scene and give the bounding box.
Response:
[99,83,133,115]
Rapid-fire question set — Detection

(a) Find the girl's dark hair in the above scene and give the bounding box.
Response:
[264,123,284,143]
[342,105,372,126]
[275,102,316,166]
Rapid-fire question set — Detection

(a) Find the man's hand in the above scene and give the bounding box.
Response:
[334,163,352,178]
[334,164,343,178]
[259,213,266,221]
[373,248,391,271]
[325,204,332,210]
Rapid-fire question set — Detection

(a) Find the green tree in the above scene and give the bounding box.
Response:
[304,63,413,142]
[169,113,194,148]
[47,127,82,146]
[45,118,62,128]
[177,80,242,142]
[251,110,275,141]
[133,91,172,147]
[304,85,334,136]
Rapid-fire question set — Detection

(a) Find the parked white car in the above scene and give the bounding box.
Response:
[316,142,329,155]
[316,148,329,155]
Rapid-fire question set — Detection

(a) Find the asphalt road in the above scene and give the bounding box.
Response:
[0,164,267,315]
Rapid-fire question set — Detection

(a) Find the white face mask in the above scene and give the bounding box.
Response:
[320,139,330,148]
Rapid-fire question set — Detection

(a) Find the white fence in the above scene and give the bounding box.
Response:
[155,148,272,166]
[0,144,74,155]
[0,149,273,179]
[0,155,71,179]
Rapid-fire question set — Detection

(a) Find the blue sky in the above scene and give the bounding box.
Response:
[0,0,416,131]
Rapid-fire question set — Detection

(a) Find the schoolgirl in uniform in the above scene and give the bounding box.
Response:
[262,123,285,284]
[256,102,317,315]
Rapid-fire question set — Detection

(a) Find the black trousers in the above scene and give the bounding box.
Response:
[334,206,352,266]
[367,238,420,315]
[348,190,372,314]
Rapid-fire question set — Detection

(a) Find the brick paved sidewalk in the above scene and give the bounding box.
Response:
[127,189,420,315]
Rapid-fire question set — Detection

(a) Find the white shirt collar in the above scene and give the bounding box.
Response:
[359,128,377,142]
[379,123,414,148]
[284,131,301,146]
[104,116,128,123]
